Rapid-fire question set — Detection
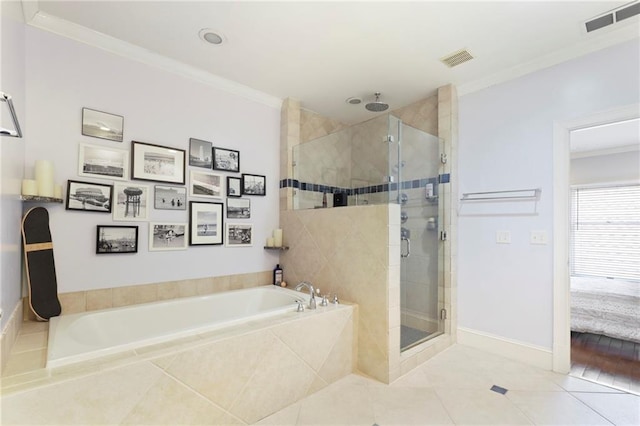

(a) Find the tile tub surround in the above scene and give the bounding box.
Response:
[23,270,273,320]
[280,204,392,383]
[0,302,24,373]
[2,303,356,425]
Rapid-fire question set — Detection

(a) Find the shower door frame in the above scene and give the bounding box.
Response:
[388,115,446,352]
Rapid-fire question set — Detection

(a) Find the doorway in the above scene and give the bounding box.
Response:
[553,105,640,392]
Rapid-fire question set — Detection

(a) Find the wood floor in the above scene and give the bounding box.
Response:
[571,331,640,394]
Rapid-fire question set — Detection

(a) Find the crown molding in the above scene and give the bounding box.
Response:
[23,7,283,110]
[458,23,640,96]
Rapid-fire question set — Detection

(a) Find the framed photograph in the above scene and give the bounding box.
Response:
[112,183,150,221]
[82,108,124,142]
[213,146,240,173]
[149,222,188,251]
[131,140,186,184]
[242,173,266,196]
[78,143,129,181]
[227,176,241,197]
[65,180,112,213]
[154,185,186,210]
[189,138,213,169]
[96,225,138,254]
[225,223,253,247]
[226,198,250,219]
[189,201,223,246]
[190,170,223,198]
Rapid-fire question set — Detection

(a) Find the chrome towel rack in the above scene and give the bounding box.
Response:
[1,91,23,138]
[460,188,541,201]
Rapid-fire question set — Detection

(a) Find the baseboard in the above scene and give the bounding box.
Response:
[457,327,553,370]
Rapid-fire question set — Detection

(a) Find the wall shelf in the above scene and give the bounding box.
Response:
[20,195,63,203]
[264,246,289,251]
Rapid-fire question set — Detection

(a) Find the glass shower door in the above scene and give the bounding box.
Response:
[388,115,445,351]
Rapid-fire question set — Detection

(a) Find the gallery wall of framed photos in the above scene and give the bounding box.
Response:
[71,110,267,255]
[23,26,281,292]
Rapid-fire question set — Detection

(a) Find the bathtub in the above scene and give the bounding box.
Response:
[47,285,309,368]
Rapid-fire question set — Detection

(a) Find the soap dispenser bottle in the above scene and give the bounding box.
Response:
[273,264,283,286]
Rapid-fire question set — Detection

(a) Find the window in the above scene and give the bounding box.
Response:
[570,184,640,280]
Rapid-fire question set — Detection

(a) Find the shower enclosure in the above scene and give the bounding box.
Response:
[293,114,445,351]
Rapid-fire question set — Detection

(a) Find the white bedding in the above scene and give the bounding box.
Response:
[571,276,640,343]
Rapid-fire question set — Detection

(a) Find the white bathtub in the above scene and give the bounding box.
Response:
[47,285,308,368]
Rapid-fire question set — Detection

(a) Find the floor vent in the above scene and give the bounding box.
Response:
[585,1,639,33]
[490,385,508,395]
[440,48,474,68]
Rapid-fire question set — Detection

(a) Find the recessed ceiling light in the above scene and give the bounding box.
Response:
[346,97,362,105]
[199,29,224,45]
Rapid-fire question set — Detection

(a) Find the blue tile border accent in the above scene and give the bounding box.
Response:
[280,173,451,196]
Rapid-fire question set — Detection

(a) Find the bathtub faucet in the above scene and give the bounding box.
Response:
[295,281,316,310]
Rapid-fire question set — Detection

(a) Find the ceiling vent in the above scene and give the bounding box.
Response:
[440,49,474,68]
[585,1,639,33]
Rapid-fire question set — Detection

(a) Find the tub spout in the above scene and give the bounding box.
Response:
[295,281,316,310]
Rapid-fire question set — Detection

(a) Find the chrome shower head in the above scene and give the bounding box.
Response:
[365,92,389,112]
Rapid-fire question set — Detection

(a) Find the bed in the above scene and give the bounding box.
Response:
[571,276,640,344]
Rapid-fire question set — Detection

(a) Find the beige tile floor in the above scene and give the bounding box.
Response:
[2,322,639,425]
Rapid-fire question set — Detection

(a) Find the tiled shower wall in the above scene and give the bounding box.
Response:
[279,85,458,383]
[280,204,395,383]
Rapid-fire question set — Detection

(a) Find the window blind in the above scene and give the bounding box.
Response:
[570,184,640,281]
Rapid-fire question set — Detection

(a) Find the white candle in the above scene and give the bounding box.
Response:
[273,229,283,247]
[54,184,63,199]
[35,160,54,197]
[266,237,275,247]
[21,179,38,196]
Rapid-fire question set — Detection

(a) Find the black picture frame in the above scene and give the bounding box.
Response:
[241,173,266,196]
[96,225,138,254]
[227,176,241,197]
[189,201,224,246]
[213,146,240,173]
[131,140,186,185]
[154,185,187,210]
[82,107,124,142]
[226,197,250,219]
[189,138,213,169]
[66,180,113,213]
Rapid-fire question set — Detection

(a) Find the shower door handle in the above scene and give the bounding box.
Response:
[401,236,411,258]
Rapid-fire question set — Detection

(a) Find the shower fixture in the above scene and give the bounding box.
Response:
[365,92,389,112]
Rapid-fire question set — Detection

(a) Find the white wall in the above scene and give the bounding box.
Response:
[458,38,640,349]
[571,151,640,185]
[1,1,26,329]
[23,27,281,293]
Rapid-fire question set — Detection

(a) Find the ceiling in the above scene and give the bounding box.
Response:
[22,1,640,124]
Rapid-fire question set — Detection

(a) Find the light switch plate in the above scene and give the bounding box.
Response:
[496,230,511,244]
[530,230,548,245]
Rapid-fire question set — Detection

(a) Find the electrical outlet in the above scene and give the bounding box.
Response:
[496,230,511,244]
[530,230,548,245]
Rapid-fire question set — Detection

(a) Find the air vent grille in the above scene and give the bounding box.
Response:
[440,49,474,68]
[585,1,639,33]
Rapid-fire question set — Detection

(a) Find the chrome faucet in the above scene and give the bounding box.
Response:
[295,281,316,309]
